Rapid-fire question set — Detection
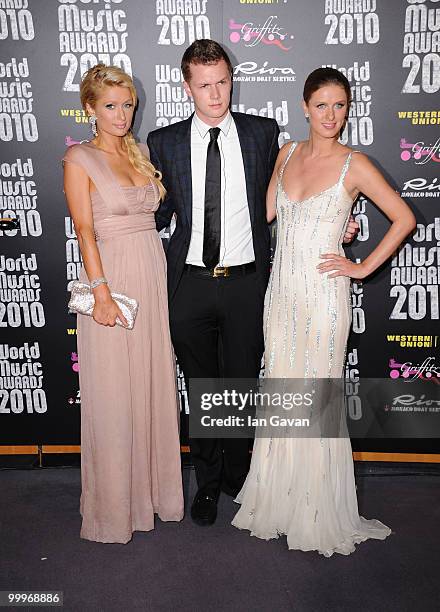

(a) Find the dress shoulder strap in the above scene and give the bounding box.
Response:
[338,150,359,187]
[279,141,297,181]
[65,142,125,209]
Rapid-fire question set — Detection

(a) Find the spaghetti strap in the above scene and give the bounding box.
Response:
[279,141,297,182]
[338,150,359,188]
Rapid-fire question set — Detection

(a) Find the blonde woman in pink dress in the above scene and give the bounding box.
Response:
[63,64,183,543]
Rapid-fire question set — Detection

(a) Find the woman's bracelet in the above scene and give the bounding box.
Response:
[90,277,108,290]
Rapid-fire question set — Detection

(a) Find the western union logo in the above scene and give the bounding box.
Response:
[67,328,77,335]
[60,109,87,117]
[60,109,89,123]
[397,111,440,125]
[386,335,437,348]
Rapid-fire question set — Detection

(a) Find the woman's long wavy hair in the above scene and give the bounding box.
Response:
[80,63,166,200]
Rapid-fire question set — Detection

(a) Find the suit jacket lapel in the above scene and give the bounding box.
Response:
[233,112,257,228]
[174,115,193,226]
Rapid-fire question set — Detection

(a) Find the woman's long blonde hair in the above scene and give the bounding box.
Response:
[80,63,166,200]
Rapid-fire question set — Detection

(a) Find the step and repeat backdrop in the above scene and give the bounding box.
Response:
[1,0,439,453]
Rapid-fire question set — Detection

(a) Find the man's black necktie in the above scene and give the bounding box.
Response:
[202,127,221,269]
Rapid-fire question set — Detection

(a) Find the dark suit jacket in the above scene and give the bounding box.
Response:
[147,112,280,301]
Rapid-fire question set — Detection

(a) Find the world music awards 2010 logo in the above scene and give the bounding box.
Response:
[227,15,294,50]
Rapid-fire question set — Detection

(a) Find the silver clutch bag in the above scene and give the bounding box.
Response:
[68,281,138,330]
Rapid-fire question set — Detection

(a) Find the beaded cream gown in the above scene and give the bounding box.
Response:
[63,141,184,543]
[232,142,391,556]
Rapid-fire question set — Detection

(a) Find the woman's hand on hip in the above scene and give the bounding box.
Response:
[317,253,367,279]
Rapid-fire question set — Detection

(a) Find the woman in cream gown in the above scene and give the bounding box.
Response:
[232,68,415,556]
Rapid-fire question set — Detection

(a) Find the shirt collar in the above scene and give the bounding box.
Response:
[192,111,233,139]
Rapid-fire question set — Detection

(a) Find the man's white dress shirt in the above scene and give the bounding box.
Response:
[185,112,255,267]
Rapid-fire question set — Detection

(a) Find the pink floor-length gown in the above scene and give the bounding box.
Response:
[63,141,184,543]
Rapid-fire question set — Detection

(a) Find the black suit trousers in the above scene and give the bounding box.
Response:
[169,268,265,497]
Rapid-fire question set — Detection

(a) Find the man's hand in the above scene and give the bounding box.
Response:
[342,215,359,244]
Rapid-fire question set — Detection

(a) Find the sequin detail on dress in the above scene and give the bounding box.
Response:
[232,142,391,556]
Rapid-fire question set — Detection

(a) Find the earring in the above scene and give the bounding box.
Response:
[305,113,310,119]
[89,115,97,137]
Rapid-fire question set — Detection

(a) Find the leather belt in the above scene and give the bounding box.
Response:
[183,262,256,278]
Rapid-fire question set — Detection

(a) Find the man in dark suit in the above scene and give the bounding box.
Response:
[147,40,353,526]
[148,39,277,526]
